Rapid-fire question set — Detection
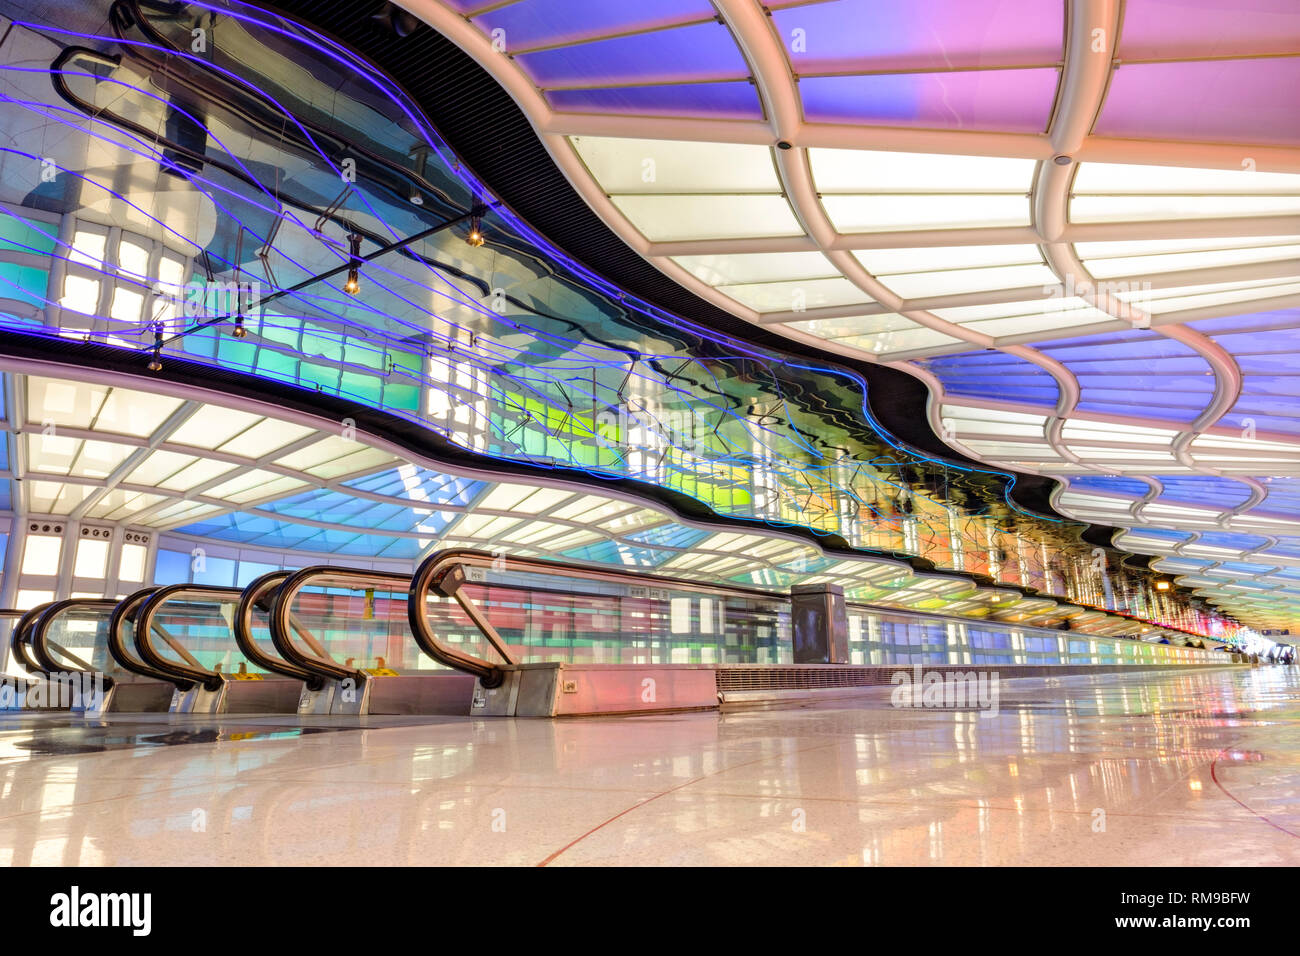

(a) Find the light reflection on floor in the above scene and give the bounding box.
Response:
[0,668,1296,865]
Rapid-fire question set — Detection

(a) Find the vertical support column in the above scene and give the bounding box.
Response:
[790,583,848,664]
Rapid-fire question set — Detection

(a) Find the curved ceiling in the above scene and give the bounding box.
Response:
[0,0,1275,648]
[393,0,1300,631]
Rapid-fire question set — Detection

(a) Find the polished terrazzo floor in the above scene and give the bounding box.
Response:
[1,667,1297,866]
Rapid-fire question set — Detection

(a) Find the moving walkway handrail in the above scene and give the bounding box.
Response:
[108,587,176,683]
[9,603,55,676]
[235,571,317,684]
[407,548,787,688]
[134,584,244,692]
[30,599,117,677]
[269,566,414,687]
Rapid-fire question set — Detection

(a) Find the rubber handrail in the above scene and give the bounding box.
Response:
[407,548,814,687]
[269,566,413,687]
[30,599,118,678]
[234,571,315,683]
[9,604,55,676]
[134,584,244,691]
[107,587,175,681]
[406,548,787,688]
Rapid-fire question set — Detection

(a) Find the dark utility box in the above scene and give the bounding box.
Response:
[790,583,849,664]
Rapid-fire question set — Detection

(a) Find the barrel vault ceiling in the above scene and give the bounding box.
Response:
[400,0,1300,632]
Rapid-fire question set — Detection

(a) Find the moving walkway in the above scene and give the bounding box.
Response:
[5,600,119,712]
[112,584,303,714]
[257,567,475,716]
[1,548,1246,719]
[3,587,303,715]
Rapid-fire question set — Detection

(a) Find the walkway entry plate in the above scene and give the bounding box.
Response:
[471,663,717,718]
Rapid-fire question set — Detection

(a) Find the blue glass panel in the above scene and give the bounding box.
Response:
[1195,532,1272,551]
[193,556,237,587]
[547,82,762,119]
[514,22,749,87]
[919,350,1060,406]
[624,524,708,549]
[154,549,191,585]
[345,469,484,507]
[236,561,281,586]
[1154,476,1252,508]
[0,263,50,308]
[473,0,716,51]
[1068,475,1150,497]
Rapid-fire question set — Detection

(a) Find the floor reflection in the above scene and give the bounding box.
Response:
[0,669,1296,866]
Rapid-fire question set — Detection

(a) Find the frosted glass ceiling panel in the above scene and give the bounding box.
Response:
[770,0,1064,72]
[274,437,381,472]
[811,149,1035,192]
[219,419,317,459]
[26,378,184,436]
[1073,162,1300,194]
[1061,422,1180,444]
[1075,236,1300,260]
[1094,58,1300,147]
[829,327,963,356]
[877,263,1058,299]
[303,448,395,480]
[822,194,1031,232]
[1080,239,1300,279]
[570,136,780,192]
[471,0,717,52]
[673,252,836,286]
[548,82,762,119]
[514,21,750,88]
[157,457,240,492]
[169,407,262,450]
[718,277,871,313]
[1121,278,1300,314]
[611,195,804,241]
[966,309,1117,339]
[798,68,1059,132]
[934,296,1106,325]
[787,312,921,340]
[1086,245,1300,279]
[205,469,307,502]
[126,450,197,487]
[855,244,1043,275]
[1072,195,1300,222]
[1118,0,1300,58]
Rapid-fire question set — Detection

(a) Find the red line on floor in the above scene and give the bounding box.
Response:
[1210,749,1300,839]
[536,741,834,866]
